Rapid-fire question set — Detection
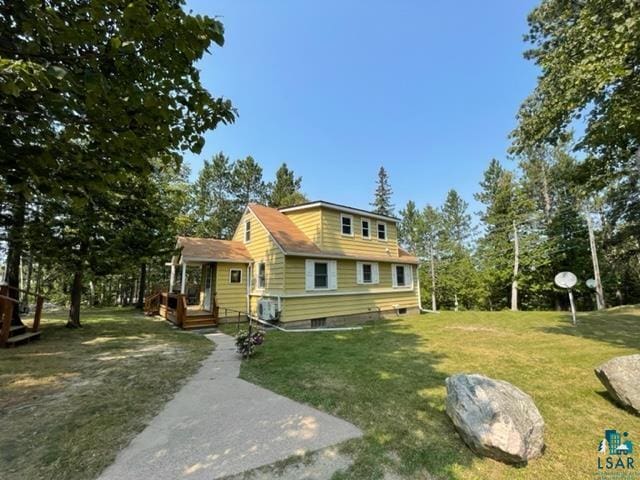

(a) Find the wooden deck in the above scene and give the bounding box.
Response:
[0,286,44,348]
[145,292,218,329]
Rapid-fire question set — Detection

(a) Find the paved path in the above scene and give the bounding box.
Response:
[99,332,362,480]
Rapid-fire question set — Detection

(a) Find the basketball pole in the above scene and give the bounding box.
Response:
[568,289,577,326]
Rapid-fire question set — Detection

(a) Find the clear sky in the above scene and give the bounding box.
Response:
[184,1,540,215]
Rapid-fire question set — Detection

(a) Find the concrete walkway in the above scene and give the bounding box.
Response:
[99,332,362,480]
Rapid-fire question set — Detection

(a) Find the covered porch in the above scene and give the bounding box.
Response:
[145,237,252,329]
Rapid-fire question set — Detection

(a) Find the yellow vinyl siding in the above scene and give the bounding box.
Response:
[215,262,247,315]
[281,290,418,323]
[282,208,323,247]
[232,210,284,292]
[285,257,406,292]
[281,257,418,322]
[319,209,399,257]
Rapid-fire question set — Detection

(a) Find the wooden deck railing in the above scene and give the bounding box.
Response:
[0,294,17,347]
[158,292,187,327]
[0,285,45,333]
[143,292,161,316]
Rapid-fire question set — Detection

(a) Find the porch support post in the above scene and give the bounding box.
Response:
[169,264,176,292]
[180,262,187,294]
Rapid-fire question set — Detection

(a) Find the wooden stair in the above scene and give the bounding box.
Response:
[0,287,45,348]
[182,316,218,330]
[5,330,41,346]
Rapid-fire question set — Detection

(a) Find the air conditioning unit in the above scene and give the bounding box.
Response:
[258,298,279,321]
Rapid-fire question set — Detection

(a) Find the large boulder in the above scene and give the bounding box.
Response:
[445,374,545,464]
[595,354,640,414]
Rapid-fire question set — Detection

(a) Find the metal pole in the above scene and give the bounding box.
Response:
[568,289,577,326]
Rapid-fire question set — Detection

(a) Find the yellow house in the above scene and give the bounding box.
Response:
[158,201,420,328]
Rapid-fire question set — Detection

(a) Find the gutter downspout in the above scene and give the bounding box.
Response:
[246,263,252,316]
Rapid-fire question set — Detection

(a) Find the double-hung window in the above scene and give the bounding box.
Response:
[362,264,372,283]
[392,264,413,288]
[244,220,251,243]
[305,259,337,291]
[356,262,379,285]
[314,262,328,288]
[361,219,370,239]
[341,214,353,236]
[377,222,387,240]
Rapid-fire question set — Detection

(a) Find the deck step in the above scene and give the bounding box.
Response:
[182,318,218,329]
[5,331,41,346]
[10,325,27,336]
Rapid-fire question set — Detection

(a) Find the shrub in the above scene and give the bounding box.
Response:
[235,329,265,359]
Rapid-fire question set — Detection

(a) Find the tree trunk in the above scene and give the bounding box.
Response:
[586,213,606,309]
[511,220,519,311]
[67,269,83,328]
[136,263,147,309]
[541,163,552,221]
[35,261,42,294]
[454,293,459,312]
[5,193,26,326]
[429,243,437,311]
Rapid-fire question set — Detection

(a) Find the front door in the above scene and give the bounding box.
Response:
[204,265,214,311]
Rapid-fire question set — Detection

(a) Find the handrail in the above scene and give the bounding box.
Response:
[248,313,363,333]
[0,294,18,304]
[0,284,47,300]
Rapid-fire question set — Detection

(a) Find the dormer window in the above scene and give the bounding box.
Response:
[244,220,251,243]
[377,222,387,240]
[361,219,370,239]
[341,214,353,236]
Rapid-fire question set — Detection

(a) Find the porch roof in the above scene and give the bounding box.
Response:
[176,236,252,263]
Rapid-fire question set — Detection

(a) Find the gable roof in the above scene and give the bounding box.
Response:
[176,236,252,262]
[248,203,322,255]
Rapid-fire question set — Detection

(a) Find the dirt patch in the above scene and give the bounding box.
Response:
[225,447,354,480]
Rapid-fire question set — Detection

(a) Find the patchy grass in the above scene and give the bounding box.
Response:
[240,307,640,479]
[0,308,212,480]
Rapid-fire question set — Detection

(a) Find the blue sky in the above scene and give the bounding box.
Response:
[184,1,540,216]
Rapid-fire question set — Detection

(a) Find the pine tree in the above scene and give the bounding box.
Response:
[371,166,394,216]
[399,201,424,255]
[267,163,307,208]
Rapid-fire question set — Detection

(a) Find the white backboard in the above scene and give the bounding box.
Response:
[555,271,577,289]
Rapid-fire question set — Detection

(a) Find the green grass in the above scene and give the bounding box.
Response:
[0,307,212,480]
[239,307,640,479]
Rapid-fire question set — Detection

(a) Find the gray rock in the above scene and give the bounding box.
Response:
[445,374,545,464]
[595,354,640,414]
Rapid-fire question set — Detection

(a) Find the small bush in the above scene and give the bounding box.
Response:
[235,329,265,359]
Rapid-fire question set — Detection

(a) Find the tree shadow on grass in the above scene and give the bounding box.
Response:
[241,319,477,479]
[540,310,640,351]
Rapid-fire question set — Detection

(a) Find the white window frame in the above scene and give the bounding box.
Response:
[305,259,338,291]
[361,218,371,239]
[392,264,413,289]
[377,221,387,241]
[340,214,354,236]
[229,268,242,284]
[356,261,379,285]
[257,262,266,289]
[244,219,251,243]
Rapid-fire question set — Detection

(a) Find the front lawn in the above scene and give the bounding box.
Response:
[0,308,212,480]
[240,307,640,479]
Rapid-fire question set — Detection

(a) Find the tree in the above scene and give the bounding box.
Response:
[267,163,307,208]
[422,206,442,311]
[1,1,235,326]
[371,166,394,216]
[399,201,424,255]
[231,156,268,207]
[437,190,478,310]
[512,0,640,173]
[188,153,237,239]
